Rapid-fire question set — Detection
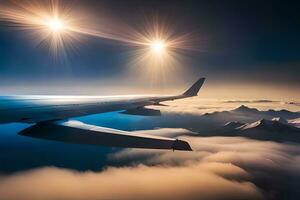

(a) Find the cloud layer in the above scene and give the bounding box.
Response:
[109,135,300,200]
[0,162,262,200]
[0,134,299,200]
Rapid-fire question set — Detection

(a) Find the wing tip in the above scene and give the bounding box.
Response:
[173,139,193,151]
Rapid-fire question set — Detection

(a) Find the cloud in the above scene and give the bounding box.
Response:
[109,136,300,168]
[222,100,300,107]
[127,101,300,133]
[223,100,277,103]
[286,101,300,106]
[109,135,300,200]
[0,163,262,200]
[146,98,300,118]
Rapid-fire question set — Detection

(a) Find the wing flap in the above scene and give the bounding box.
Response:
[19,120,192,151]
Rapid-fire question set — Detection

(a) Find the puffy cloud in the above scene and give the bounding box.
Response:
[109,135,300,200]
[0,163,262,200]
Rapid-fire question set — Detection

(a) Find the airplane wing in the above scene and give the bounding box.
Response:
[0,77,205,151]
[19,120,192,151]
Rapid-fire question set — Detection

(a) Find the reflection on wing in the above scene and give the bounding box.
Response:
[19,120,192,151]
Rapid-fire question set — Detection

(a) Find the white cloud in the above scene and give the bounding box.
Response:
[0,163,262,200]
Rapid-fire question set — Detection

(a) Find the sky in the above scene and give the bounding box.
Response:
[0,2,300,199]
[0,0,299,98]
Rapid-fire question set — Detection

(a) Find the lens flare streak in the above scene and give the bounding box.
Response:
[0,0,201,84]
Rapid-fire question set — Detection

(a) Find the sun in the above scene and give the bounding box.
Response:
[45,17,65,32]
[150,40,166,55]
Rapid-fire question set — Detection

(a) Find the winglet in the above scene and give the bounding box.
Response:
[183,77,205,96]
[173,139,193,151]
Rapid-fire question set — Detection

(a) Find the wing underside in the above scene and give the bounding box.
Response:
[19,120,192,151]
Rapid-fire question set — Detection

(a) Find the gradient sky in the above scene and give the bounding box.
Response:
[0,2,300,199]
[0,0,299,99]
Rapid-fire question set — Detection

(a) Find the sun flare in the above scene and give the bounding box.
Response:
[45,17,65,32]
[0,0,198,82]
[150,40,166,55]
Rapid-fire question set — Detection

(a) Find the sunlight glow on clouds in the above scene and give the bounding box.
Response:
[0,135,299,200]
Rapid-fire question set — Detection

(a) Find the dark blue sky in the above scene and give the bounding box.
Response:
[0,0,299,96]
